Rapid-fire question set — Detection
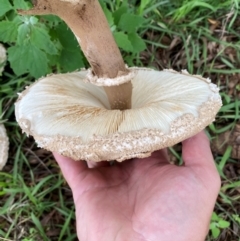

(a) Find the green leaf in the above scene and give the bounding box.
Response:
[26,45,49,78]
[8,45,48,78]
[218,220,230,228]
[210,222,216,229]
[0,0,12,17]
[0,21,19,42]
[113,32,133,52]
[7,45,30,75]
[212,227,220,238]
[101,3,114,27]
[13,0,29,10]
[59,209,74,240]
[173,1,216,21]
[232,214,240,224]
[118,13,145,33]
[17,24,30,45]
[54,22,79,52]
[218,146,232,171]
[47,52,60,67]
[30,26,58,55]
[54,23,84,71]
[138,0,151,15]
[41,15,62,28]
[128,33,146,53]
[113,5,128,25]
[59,49,84,72]
[31,213,48,240]
[29,16,38,25]
[211,212,219,221]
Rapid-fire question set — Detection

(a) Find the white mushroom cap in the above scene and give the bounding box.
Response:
[15,68,222,162]
[0,44,7,75]
[0,124,9,170]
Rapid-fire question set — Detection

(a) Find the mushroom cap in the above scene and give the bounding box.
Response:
[0,124,9,170]
[0,44,7,76]
[15,68,222,162]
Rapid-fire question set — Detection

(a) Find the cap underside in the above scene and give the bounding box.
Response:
[15,68,222,162]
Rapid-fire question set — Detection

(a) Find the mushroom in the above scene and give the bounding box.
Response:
[15,0,222,162]
[0,124,9,170]
[16,68,222,162]
[0,43,7,75]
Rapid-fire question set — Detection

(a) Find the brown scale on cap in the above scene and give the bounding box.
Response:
[19,0,132,110]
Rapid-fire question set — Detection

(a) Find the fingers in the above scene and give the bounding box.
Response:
[53,152,88,188]
[182,131,216,170]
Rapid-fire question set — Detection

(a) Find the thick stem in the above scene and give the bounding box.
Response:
[19,0,132,110]
[103,82,132,110]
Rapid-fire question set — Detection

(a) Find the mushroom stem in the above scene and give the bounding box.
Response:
[103,82,132,110]
[19,0,132,110]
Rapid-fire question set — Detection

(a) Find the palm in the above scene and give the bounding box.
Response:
[54,132,220,241]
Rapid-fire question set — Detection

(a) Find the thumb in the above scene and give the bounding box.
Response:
[182,131,215,169]
[53,152,88,190]
[182,131,221,189]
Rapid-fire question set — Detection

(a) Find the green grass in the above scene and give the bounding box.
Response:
[1,0,240,240]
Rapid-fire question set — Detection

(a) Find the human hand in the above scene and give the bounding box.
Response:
[54,131,220,241]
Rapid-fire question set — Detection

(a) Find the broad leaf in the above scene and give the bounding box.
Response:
[0,0,12,17]
[17,24,30,45]
[128,33,146,53]
[0,21,19,43]
[113,5,128,25]
[59,49,84,72]
[30,26,58,55]
[218,220,230,228]
[8,45,29,76]
[113,32,133,52]
[211,212,219,221]
[8,45,48,78]
[41,15,62,28]
[118,13,145,33]
[212,227,220,238]
[13,0,29,10]
[27,45,48,78]
[54,23,84,71]
[101,3,114,27]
